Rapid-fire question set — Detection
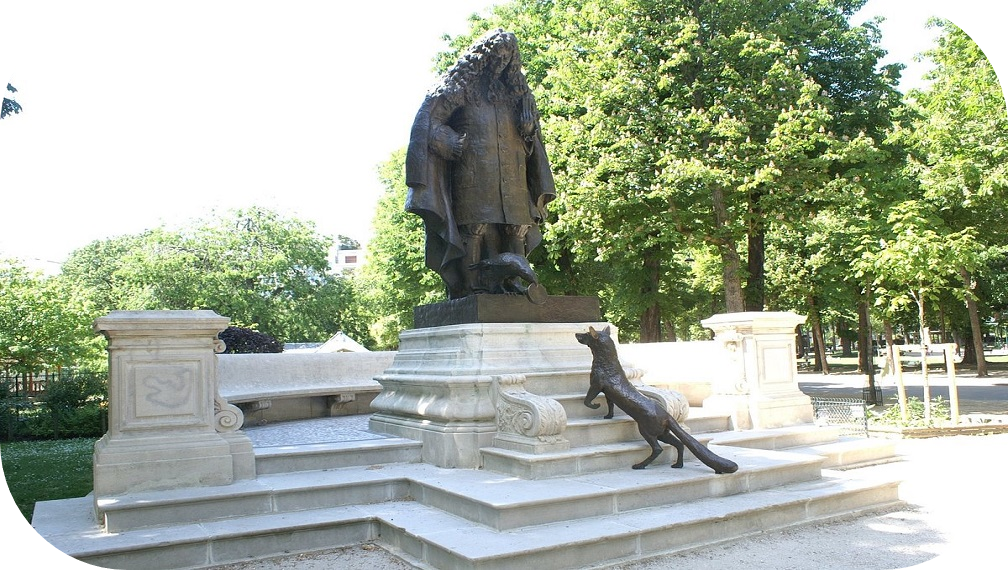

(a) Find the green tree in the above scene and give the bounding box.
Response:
[0,260,104,374]
[1,82,21,120]
[359,149,443,348]
[902,19,1008,375]
[441,0,898,340]
[62,207,364,344]
[58,233,152,312]
[859,200,982,419]
[337,235,361,250]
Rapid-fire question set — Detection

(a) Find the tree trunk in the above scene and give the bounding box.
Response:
[839,318,854,357]
[795,325,808,359]
[710,182,745,313]
[744,224,765,311]
[639,249,662,342]
[961,268,989,377]
[807,295,830,374]
[640,304,662,343]
[720,246,746,313]
[884,320,909,422]
[915,290,931,424]
[858,299,878,404]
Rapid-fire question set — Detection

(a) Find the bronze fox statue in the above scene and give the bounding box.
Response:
[576,326,738,474]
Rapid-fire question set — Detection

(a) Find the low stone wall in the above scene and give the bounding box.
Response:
[216,341,719,423]
[619,340,719,406]
[218,352,396,425]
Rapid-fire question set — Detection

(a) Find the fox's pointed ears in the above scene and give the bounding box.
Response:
[588,326,599,338]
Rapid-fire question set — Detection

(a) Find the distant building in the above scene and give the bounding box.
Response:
[331,246,366,273]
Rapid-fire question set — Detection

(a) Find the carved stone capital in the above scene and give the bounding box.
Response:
[491,373,569,454]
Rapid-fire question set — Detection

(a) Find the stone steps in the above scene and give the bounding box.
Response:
[38,461,900,570]
[33,417,904,569]
[93,440,814,534]
[254,437,422,475]
[483,412,830,480]
[380,473,901,570]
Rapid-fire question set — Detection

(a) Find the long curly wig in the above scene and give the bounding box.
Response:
[434,28,533,110]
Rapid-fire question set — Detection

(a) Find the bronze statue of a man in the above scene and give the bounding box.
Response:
[406,29,555,299]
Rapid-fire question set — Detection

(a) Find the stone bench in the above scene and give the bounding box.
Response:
[218,352,396,426]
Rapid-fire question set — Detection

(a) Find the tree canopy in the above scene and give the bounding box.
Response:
[0,260,103,374]
[59,206,369,345]
[425,0,901,341]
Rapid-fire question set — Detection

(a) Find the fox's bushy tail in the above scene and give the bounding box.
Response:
[668,418,738,474]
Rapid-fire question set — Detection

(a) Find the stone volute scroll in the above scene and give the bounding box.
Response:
[491,373,569,454]
[621,366,691,424]
[212,336,246,432]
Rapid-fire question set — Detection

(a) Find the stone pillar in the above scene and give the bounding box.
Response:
[92,311,254,500]
[701,312,812,430]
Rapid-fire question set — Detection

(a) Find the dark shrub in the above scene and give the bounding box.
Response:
[218,326,283,354]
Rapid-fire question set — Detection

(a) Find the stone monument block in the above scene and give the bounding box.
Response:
[92,311,254,501]
[701,311,813,430]
[369,320,605,468]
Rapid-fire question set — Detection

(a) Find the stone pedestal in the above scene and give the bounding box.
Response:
[92,311,254,500]
[414,295,600,328]
[701,312,812,430]
[369,321,605,468]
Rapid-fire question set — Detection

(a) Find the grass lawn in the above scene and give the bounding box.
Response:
[1,438,96,522]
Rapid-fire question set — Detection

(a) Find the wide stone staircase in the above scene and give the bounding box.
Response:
[33,375,902,570]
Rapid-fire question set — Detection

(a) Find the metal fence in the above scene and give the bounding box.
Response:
[0,368,63,397]
[810,396,871,436]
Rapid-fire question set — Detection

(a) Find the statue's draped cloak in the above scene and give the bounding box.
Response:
[406,92,555,295]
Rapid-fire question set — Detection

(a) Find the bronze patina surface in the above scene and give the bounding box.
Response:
[414,295,600,328]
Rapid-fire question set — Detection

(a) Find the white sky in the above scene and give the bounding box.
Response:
[1,0,1005,274]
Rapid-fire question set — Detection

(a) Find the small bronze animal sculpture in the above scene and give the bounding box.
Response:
[469,252,539,295]
[577,326,738,474]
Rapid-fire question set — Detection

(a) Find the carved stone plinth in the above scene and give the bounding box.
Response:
[701,311,813,430]
[92,311,254,502]
[369,322,605,468]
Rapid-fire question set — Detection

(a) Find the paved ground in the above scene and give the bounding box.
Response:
[798,364,1008,416]
[213,369,1008,570]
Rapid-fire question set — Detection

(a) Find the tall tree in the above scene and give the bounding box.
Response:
[61,207,362,344]
[860,200,982,418]
[903,20,1008,376]
[445,0,898,339]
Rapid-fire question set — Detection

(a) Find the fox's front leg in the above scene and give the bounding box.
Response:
[604,398,615,419]
[584,383,602,410]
